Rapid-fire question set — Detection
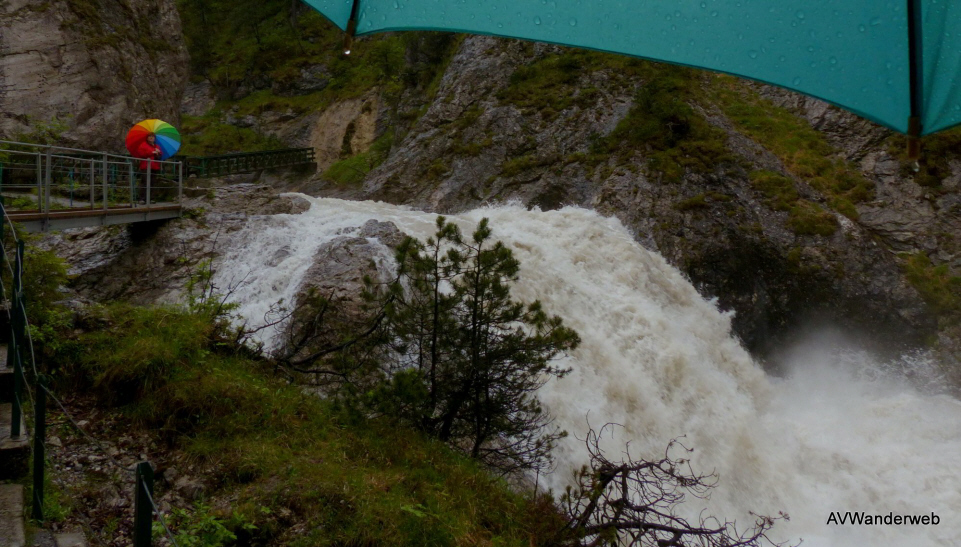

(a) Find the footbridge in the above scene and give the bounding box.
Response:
[0,141,316,232]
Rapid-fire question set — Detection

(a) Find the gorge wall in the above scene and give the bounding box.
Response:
[0,0,189,151]
[14,2,961,370]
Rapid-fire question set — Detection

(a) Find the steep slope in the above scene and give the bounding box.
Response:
[341,36,941,359]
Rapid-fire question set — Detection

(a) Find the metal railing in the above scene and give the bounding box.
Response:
[0,201,186,543]
[183,147,315,178]
[0,140,184,213]
[1,198,44,520]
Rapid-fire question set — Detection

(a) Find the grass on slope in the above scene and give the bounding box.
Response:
[711,76,873,220]
[53,304,563,546]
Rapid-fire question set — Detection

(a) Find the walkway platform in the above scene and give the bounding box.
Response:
[8,204,182,232]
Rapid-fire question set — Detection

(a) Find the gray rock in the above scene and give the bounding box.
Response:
[181,81,216,117]
[173,476,205,501]
[280,220,406,362]
[0,0,189,151]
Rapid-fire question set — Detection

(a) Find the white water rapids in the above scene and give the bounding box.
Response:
[213,196,961,546]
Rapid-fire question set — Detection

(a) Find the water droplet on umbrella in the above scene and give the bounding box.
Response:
[795,10,805,19]
[792,77,802,85]
[829,56,838,65]
[870,17,881,26]
[699,1,706,8]
[710,10,718,17]
[534,16,542,25]
[569,18,577,26]
[748,50,758,59]
[858,24,866,32]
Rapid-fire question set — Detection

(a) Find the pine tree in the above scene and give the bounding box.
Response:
[374,216,580,473]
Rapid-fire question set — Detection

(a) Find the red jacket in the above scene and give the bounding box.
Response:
[137,142,162,171]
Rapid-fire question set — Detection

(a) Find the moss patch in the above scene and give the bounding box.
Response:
[179,115,286,156]
[604,65,735,182]
[496,50,635,119]
[322,131,394,186]
[899,252,961,318]
[711,77,872,219]
[750,170,838,237]
[888,127,961,188]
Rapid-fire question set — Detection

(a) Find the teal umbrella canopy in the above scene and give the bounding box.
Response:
[304,0,961,137]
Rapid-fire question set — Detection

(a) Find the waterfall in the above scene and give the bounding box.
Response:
[212,196,961,547]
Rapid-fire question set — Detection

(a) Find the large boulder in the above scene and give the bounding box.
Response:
[280,220,406,364]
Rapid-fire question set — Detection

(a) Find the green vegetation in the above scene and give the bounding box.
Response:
[13,116,70,147]
[605,66,734,182]
[496,50,636,119]
[321,131,394,186]
[712,77,872,219]
[175,0,463,159]
[749,170,838,236]
[674,191,732,211]
[46,301,562,546]
[497,53,733,182]
[179,116,286,156]
[888,127,961,187]
[501,154,556,178]
[899,252,961,317]
[364,218,580,473]
[156,503,258,547]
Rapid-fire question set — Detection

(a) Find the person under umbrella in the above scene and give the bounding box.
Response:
[127,119,181,204]
[134,134,162,203]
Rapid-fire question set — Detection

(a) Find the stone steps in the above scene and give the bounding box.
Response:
[53,533,86,547]
[0,403,28,481]
[0,345,11,405]
[0,484,24,547]
[0,334,86,547]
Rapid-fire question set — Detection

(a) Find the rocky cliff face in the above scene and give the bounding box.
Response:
[20,5,959,367]
[0,0,189,151]
[291,36,943,360]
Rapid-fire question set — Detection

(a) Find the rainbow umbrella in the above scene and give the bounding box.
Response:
[125,119,181,160]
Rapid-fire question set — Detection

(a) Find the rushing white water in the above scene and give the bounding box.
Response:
[213,196,961,547]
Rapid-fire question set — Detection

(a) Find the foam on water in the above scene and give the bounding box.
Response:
[213,196,961,546]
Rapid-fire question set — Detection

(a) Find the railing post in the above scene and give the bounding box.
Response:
[89,159,95,210]
[44,149,52,214]
[0,194,5,265]
[10,240,23,439]
[10,334,21,439]
[134,461,154,547]
[103,154,109,210]
[32,375,46,522]
[146,161,151,207]
[128,161,135,207]
[178,160,183,205]
[35,154,42,211]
